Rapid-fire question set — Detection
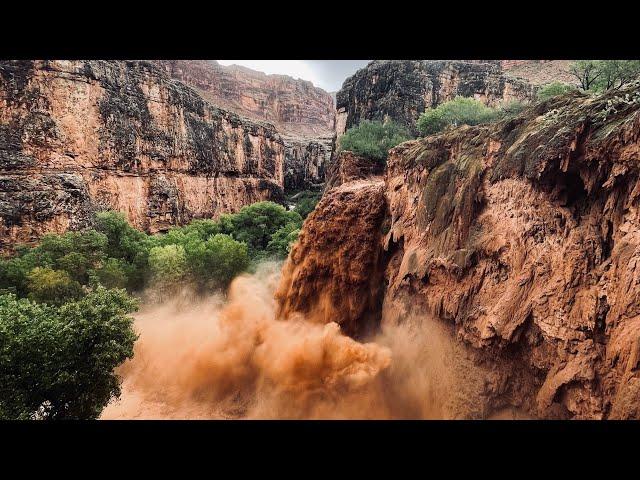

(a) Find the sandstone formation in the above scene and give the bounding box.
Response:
[335,60,536,137]
[500,60,576,86]
[279,82,640,419]
[282,135,333,191]
[154,60,335,137]
[155,60,335,191]
[0,60,285,252]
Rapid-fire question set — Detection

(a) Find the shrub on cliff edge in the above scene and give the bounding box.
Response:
[417,96,501,136]
[537,82,576,102]
[339,120,412,163]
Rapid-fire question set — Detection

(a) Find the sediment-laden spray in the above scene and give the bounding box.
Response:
[101,263,484,419]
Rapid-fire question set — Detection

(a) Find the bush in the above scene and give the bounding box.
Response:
[537,82,576,102]
[95,211,147,263]
[0,288,137,419]
[218,202,302,256]
[26,267,84,305]
[184,234,250,290]
[570,60,640,91]
[287,190,321,219]
[92,257,131,290]
[148,244,187,293]
[338,120,412,162]
[267,223,301,258]
[417,97,501,136]
[3,201,308,303]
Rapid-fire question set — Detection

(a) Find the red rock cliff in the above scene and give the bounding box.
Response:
[155,60,335,137]
[154,60,335,191]
[279,82,640,419]
[0,60,285,251]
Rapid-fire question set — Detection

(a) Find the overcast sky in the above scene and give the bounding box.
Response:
[217,60,371,92]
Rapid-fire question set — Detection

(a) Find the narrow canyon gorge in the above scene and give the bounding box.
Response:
[5,59,639,419]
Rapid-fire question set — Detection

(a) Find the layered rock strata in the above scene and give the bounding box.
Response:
[154,60,336,191]
[335,60,536,136]
[279,83,640,419]
[0,60,285,251]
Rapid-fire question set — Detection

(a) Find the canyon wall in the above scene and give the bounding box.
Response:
[154,60,335,137]
[279,82,640,419]
[500,60,576,85]
[0,60,285,251]
[282,135,333,191]
[155,60,336,191]
[335,60,536,136]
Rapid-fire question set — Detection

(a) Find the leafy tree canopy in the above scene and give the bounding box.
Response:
[0,288,137,419]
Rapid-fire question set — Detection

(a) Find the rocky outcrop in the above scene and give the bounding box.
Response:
[154,60,335,138]
[500,60,576,85]
[0,60,285,251]
[335,60,536,136]
[282,135,333,191]
[279,82,640,419]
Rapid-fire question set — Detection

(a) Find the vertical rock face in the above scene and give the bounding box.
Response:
[154,60,335,137]
[280,83,640,419]
[282,135,334,191]
[335,60,536,136]
[0,60,285,251]
[154,60,336,191]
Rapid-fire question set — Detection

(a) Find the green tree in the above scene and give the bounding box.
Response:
[26,267,84,305]
[537,82,576,101]
[218,202,302,256]
[0,249,54,297]
[184,234,250,289]
[338,120,412,163]
[94,211,147,263]
[32,230,109,284]
[569,60,602,91]
[0,288,138,419]
[417,96,502,136]
[266,223,300,258]
[91,257,131,289]
[147,244,188,295]
[291,190,321,219]
[593,60,640,91]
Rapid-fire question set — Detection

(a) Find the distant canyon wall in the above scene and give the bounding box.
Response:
[155,60,335,191]
[0,60,285,251]
[335,60,536,136]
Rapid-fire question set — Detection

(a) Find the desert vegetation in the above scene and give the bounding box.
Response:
[338,120,412,163]
[417,97,526,136]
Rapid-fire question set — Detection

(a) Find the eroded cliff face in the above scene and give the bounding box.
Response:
[335,60,536,137]
[155,60,335,137]
[279,82,640,419]
[282,135,333,191]
[155,60,335,191]
[0,60,285,251]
